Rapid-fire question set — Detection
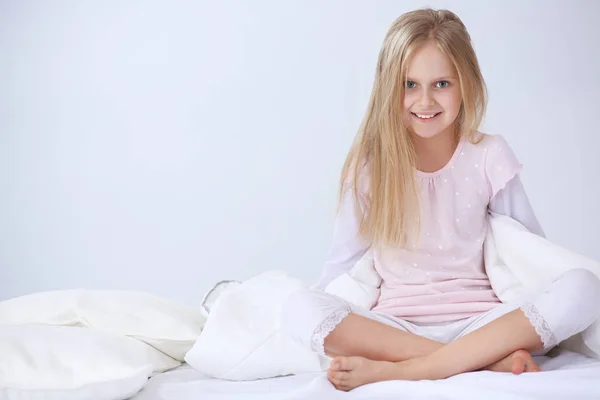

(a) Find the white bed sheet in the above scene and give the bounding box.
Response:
[131,349,600,400]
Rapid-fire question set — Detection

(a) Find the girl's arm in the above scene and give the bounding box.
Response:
[489,174,545,237]
[314,188,370,290]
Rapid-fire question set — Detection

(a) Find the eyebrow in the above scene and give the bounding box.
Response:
[406,76,457,82]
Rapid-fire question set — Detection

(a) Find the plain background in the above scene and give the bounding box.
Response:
[1,0,599,306]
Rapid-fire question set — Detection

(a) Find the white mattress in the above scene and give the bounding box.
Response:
[131,348,600,400]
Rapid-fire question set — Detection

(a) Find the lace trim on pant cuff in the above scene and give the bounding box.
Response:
[520,303,558,349]
[310,308,351,355]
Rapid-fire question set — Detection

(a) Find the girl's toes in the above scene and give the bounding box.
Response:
[330,356,352,371]
[328,376,346,390]
[328,369,349,382]
[327,371,337,384]
[327,371,339,384]
[327,371,339,383]
[338,371,351,382]
[330,357,341,371]
[512,356,525,374]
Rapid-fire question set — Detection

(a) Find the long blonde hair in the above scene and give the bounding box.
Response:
[340,8,487,248]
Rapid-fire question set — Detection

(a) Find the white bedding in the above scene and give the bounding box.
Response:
[132,348,600,400]
[183,213,600,383]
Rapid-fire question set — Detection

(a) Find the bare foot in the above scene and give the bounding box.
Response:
[327,356,407,391]
[486,349,541,374]
[327,350,542,391]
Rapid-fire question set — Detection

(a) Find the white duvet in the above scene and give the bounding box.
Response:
[184,213,600,380]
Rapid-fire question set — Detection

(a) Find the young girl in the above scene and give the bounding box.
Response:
[281,8,600,391]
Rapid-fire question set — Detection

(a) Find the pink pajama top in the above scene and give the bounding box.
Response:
[316,134,544,323]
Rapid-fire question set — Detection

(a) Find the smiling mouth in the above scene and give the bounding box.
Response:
[411,112,442,121]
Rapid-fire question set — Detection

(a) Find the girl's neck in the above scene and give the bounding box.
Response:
[412,128,459,173]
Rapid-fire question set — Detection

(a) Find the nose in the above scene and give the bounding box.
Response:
[418,88,435,107]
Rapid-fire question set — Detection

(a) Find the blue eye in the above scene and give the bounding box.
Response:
[405,81,416,89]
[436,81,450,88]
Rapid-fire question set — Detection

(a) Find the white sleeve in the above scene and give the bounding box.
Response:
[489,174,545,237]
[314,188,371,290]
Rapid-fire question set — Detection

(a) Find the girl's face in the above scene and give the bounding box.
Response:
[402,40,463,140]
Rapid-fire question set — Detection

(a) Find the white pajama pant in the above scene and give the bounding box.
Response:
[281,268,600,357]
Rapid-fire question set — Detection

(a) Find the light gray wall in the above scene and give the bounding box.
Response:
[2,0,598,306]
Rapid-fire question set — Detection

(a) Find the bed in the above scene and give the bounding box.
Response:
[3,216,600,400]
[133,348,600,400]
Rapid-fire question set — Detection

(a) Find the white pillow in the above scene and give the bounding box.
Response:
[0,325,180,400]
[0,289,205,361]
